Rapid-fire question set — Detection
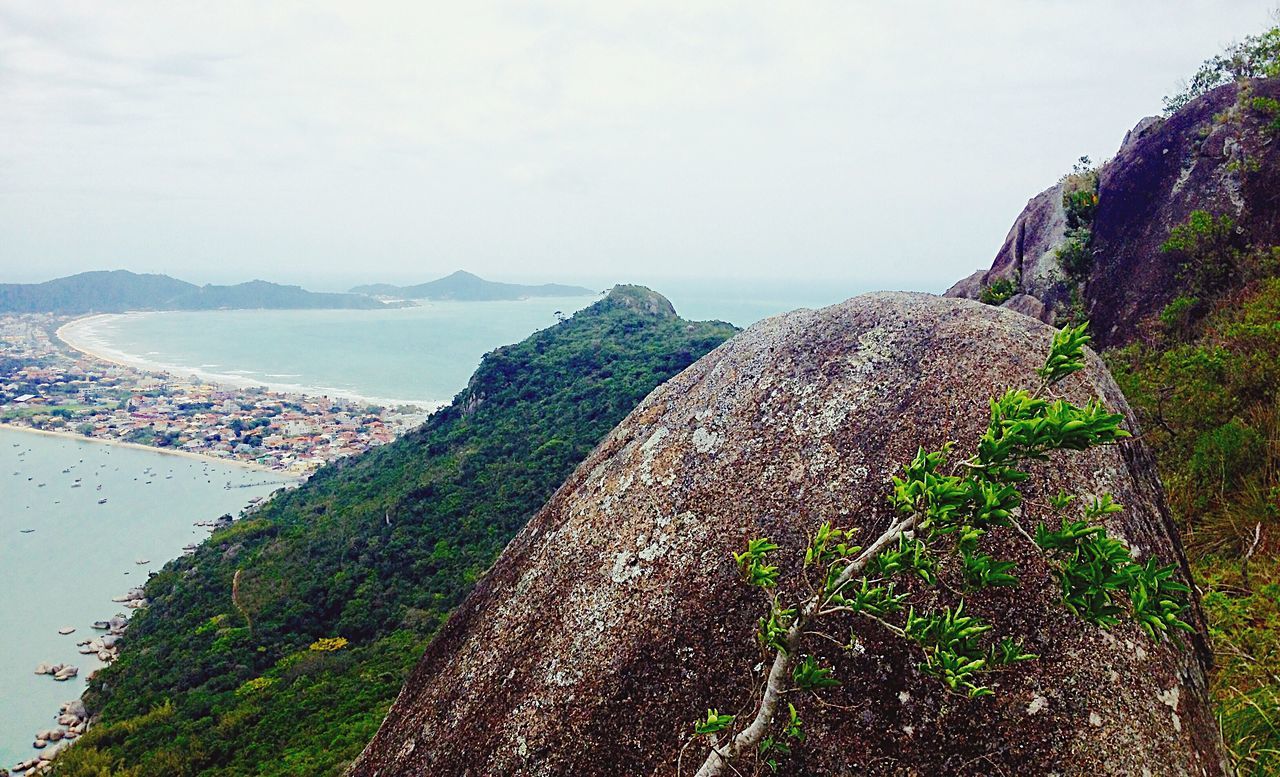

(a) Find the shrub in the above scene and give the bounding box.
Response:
[1160,295,1200,338]
[1191,420,1266,497]
[308,636,350,652]
[1250,96,1280,134]
[979,278,1017,305]
[1104,234,1280,775]
[1164,22,1280,114]
[1162,211,1244,298]
[1057,229,1094,281]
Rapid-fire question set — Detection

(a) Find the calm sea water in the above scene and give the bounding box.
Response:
[60,280,872,406]
[64,298,599,407]
[0,428,290,766]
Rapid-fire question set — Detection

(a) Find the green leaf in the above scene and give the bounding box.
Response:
[793,655,841,691]
[1037,322,1092,384]
[695,709,736,736]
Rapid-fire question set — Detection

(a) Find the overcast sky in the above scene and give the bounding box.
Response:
[1,1,1276,292]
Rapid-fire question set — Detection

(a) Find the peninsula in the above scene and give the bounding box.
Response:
[0,271,393,314]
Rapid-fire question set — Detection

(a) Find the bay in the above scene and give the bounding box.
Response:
[56,298,602,408]
[0,427,291,767]
[54,280,872,408]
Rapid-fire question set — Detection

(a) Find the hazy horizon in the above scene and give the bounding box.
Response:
[3,1,1278,291]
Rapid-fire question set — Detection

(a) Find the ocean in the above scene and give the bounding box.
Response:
[54,279,874,406]
[0,428,291,767]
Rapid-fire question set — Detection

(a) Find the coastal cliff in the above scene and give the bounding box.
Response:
[947,76,1280,348]
[352,293,1225,776]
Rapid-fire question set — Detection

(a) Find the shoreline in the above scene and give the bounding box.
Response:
[54,313,447,412]
[0,424,301,478]
[1,423,287,766]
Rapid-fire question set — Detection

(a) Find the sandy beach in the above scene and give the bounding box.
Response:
[55,313,444,412]
[0,424,300,477]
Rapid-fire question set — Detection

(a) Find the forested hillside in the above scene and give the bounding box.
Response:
[52,285,735,776]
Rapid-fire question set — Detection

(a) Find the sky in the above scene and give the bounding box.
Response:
[1,1,1277,293]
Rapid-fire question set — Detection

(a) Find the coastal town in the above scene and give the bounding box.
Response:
[0,313,431,475]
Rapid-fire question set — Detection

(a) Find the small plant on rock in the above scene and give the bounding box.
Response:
[979,278,1018,306]
[689,323,1193,777]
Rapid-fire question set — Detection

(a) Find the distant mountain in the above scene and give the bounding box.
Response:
[351,270,596,301]
[0,270,387,313]
[167,279,386,311]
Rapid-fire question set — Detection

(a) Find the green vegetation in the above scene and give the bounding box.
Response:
[694,325,1190,776]
[1251,95,1280,134]
[1157,210,1280,330]
[1057,230,1094,281]
[54,287,736,777]
[1163,20,1280,114]
[1109,225,1280,774]
[979,277,1017,305]
[1049,156,1100,326]
[1161,211,1245,300]
[1062,156,1099,230]
[1061,172,1098,246]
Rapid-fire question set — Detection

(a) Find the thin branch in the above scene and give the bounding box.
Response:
[693,512,921,777]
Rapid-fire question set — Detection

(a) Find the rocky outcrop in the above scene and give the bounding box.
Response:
[946,183,1071,321]
[948,77,1280,347]
[605,283,679,318]
[353,292,1225,776]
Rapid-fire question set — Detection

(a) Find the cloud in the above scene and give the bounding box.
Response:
[0,0,1276,288]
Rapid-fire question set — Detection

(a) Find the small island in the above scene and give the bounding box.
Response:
[351,270,597,302]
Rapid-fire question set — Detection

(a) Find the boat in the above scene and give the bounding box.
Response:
[97,498,107,504]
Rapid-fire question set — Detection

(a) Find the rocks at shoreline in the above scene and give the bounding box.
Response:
[194,513,235,533]
[12,700,89,774]
[76,633,121,661]
[111,587,147,609]
[32,662,78,681]
[26,604,132,773]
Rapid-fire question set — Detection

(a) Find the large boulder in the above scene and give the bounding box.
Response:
[353,293,1226,776]
[948,76,1280,347]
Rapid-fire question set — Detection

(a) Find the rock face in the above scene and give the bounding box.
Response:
[352,293,1225,776]
[947,77,1280,347]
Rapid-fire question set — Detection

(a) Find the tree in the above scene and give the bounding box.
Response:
[1163,20,1280,114]
[691,323,1193,777]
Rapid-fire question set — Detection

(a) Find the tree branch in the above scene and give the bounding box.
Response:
[693,513,921,777]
